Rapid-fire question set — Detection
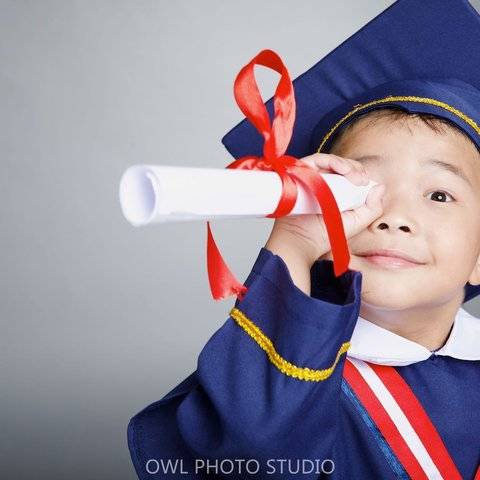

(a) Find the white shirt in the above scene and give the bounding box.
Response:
[347,306,480,366]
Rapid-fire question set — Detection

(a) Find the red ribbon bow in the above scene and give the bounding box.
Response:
[207,49,350,301]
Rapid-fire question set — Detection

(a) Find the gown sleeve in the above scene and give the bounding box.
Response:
[127,247,362,479]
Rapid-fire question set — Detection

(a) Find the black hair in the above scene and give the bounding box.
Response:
[326,107,480,156]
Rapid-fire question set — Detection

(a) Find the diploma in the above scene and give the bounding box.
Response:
[119,164,378,226]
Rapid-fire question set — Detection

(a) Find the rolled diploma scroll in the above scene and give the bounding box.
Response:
[119,165,378,226]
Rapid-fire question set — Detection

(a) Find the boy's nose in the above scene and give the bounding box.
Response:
[368,185,418,234]
[374,221,412,233]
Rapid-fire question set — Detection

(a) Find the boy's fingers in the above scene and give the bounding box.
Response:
[304,153,365,174]
[314,183,385,250]
[365,183,386,210]
[341,184,385,237]
[301,153,369,186]
[327,155,369,185]
[301,153,349,171]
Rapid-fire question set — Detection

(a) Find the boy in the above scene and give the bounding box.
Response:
[128,0,480,478]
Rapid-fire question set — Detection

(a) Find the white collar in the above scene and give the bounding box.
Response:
[347,306,480,366]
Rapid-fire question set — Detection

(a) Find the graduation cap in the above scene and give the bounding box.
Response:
[221,0,480,303]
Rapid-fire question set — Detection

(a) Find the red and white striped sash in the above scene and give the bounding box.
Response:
[343,357,475,480]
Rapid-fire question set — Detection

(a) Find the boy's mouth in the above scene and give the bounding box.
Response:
[356,249,425,268]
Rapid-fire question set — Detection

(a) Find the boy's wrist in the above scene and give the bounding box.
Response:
[264,237,316,296]
[264,229,319,268]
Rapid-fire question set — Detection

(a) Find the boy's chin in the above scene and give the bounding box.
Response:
[359,291,422,311]
[359,273,431,310]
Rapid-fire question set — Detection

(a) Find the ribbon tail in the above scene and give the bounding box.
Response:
[206,222,248,301]
[323,199,351,276]
[290,166,350,277]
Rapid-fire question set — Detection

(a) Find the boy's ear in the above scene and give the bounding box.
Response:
[468,252,480,286]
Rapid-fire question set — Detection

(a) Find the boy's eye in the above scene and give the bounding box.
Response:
[428,190,455,203]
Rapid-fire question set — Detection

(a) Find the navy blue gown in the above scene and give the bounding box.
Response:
[127,247,480,479]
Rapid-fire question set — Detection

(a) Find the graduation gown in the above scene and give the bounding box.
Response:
[127,247,480,479]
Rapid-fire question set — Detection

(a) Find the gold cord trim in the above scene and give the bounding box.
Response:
[316,95,480,153]
[230,307,350,382]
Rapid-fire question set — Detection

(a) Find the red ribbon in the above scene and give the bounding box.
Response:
[207,49,350,301]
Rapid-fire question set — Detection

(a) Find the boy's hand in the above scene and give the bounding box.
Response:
[264,153,385,293]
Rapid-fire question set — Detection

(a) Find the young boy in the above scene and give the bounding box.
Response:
[127,0,480,478]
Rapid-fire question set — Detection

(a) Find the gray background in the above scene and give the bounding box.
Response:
[3,1,480,479]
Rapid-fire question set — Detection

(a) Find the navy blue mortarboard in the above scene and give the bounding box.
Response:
[221,0,480,303]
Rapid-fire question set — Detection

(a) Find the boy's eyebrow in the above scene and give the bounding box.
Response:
[352,154,472,187]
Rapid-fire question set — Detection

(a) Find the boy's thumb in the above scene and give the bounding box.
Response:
[341,183,385,238]
[366,183,386,210]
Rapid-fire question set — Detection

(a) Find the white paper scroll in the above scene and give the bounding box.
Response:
[119,165,378,226]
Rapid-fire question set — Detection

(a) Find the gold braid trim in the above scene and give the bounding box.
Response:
[316,95,480,153]
[229,307,350,382]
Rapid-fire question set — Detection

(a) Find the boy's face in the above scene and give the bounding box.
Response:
[320,112,480,310]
